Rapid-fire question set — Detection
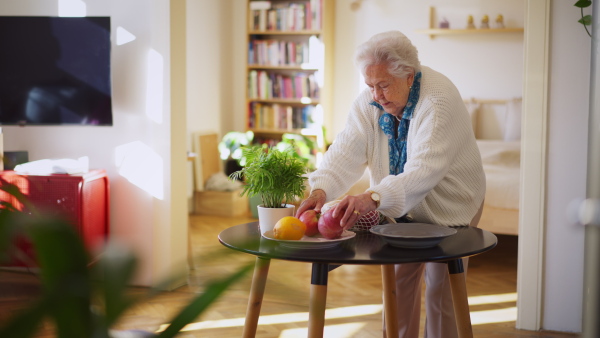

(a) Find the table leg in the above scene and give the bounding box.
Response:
[243,257,271,338]
[381,265,399,338]
[308,263,329,338]
[447,259,473,338]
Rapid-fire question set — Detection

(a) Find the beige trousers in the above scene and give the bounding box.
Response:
[384,260,468,338]
[383,203,483,337]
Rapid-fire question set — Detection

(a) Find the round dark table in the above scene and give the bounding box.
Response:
[219,222,497,338]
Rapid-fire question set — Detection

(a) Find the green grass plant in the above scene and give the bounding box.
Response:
[230,145,307,208]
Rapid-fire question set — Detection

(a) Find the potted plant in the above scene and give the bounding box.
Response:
[230,144,308,234]
[218,131,254,178]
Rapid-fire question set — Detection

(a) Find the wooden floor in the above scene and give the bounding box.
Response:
[0,214,579,337]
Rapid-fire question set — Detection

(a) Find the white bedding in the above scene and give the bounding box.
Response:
[477,140,521,210]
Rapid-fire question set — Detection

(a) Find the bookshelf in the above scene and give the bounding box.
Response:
[246,0,333,162]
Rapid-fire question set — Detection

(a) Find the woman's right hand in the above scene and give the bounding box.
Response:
[295,189,326,217]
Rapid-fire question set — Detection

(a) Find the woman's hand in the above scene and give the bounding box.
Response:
[332,192,378,230]
[295,189,326,217]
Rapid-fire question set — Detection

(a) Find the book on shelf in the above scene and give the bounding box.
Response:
[248,102,318,130]
[248,39,310,66]
[249,0,322,31]
[248,70,320,100]
[249,1,271,10]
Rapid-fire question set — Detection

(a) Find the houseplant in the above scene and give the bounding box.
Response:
[230,144,308,233]
[0,179,255,338]
[218,131,254,177]
[575,0,593,37]
[277,133,317,171]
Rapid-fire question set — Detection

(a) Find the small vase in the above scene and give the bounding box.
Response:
[257,204,295,235]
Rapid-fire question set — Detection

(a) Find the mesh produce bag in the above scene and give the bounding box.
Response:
[321,200,384,232]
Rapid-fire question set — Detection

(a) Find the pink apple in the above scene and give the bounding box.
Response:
[299,209,320,237]
[317,208,344,239]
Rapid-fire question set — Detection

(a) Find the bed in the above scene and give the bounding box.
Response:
[469,98,522,235]
[476,139,520,235]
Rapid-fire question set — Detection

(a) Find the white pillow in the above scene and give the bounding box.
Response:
[504,98,522,141]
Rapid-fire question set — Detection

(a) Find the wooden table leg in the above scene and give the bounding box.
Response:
[381,264,399,338]
[447,259,473,338]
[308,263,329,338]
[243,257,270,338]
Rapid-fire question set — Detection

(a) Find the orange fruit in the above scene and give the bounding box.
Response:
[273,216,306,240]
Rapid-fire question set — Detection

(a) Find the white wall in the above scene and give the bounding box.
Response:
[186,0,246,202]
[542,0,589,332]
[1,0,188,287]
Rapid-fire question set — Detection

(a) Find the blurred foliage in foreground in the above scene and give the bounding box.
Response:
[0,179,254,338]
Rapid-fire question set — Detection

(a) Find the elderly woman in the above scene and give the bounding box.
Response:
[296,31,485,337]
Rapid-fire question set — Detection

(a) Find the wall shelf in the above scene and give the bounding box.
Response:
[417,6,523,39]
[416,27,524,39]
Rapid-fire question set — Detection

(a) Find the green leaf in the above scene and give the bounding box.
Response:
[157,263,254,338]
[26,217,95,337]
[93,242,140,326]
[574,0,592,8]
[0,296,47,338]
[579,14,593,26]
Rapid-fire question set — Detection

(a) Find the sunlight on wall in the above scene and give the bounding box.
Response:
[115,141,164,200]
[116,26,136,46]
[58,0,86,17]
[146,49,164,124]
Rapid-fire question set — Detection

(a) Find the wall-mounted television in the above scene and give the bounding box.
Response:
[0,16,112,126]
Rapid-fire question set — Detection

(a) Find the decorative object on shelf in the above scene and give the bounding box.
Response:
[495,14,505,29]
[467,15,476,29]
[417,7,523,39]
[480,14,490,29]
[439,17,450,29]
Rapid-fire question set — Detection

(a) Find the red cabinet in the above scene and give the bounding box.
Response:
[0,169,109,267]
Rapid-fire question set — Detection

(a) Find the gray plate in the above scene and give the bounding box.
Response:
[369,223,458,249]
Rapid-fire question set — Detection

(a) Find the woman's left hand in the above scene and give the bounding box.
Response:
[332,192,377,230]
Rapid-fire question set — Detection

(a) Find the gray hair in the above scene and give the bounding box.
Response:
[355,31,421,79]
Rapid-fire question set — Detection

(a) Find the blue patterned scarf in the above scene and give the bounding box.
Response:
[370,71,422,175]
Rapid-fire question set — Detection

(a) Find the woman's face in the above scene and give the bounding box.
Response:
[364,63,414,117]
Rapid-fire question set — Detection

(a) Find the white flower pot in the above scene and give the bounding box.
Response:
[257,204,295,235]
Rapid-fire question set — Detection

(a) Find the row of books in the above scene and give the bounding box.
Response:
[248,70,320,100]
[248,102,319,130]
[249,35,322,67]
[249,0,322,31]
[248,39,309,66]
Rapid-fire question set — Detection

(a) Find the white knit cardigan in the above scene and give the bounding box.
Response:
[308,66,486,226]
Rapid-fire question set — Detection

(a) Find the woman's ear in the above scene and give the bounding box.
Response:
[407,72,415,89]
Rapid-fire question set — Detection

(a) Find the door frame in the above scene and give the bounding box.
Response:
[516,0,550,330]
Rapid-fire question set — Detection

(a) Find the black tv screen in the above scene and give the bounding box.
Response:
[0,16,112,126]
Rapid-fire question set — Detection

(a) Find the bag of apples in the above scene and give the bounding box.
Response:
[321,200,383,232]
